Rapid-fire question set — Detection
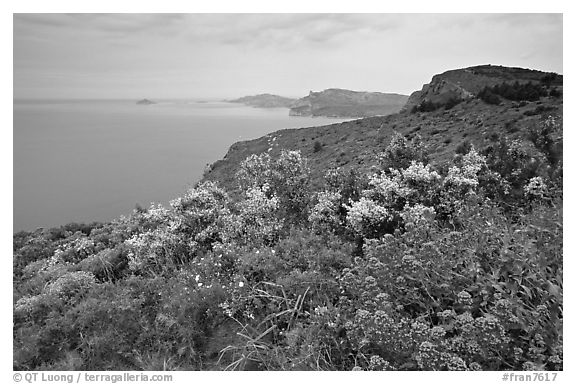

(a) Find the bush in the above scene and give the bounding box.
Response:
[313,141,323,153]
[411,100,441,113]
[455,140,472,155]
[378,132,429,171]
[478,87,501,105]
[479,81,549,104]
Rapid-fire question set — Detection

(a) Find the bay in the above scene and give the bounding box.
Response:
[13,99,345,232]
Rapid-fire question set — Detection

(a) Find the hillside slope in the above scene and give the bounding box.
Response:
[203,93,562,196]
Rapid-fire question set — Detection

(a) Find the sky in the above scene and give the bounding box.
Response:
[13,13,563,100]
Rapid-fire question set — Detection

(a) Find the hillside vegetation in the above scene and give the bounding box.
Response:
[13,66,563,371]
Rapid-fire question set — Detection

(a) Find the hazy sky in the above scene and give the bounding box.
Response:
[13,13,563,100]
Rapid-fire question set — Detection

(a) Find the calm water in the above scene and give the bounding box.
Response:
[14,99,345,232]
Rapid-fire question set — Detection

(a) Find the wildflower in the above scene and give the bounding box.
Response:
[438,309,456,319]
[548,355,562,365]
[368,355,394,371]
[469,362,482,371]
[522,362,538,371]
[400,204,436,227]
[419,341,435,353]
[524,176,548,199]
[430,326,446,338]
[314,306,329,316]
[446,356,467,371]
[457,290,473,305]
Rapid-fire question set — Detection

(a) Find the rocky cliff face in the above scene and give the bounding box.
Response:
[289,88,408,118]
[402,64,562,112]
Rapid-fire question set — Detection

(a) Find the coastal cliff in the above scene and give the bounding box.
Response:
[289,88,409,118]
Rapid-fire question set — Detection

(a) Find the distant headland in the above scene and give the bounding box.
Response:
[136,99,156,105]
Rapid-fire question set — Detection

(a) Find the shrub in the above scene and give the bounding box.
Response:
[236,150,312,225]
[478,87,501,105]
[411,100,441,113]
[378,132,429,171]
[313,141,323,153]
[455,140,472,155]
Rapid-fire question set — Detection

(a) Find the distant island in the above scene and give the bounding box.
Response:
[289,88,409,118]
[227,94,296,108]
[136,98,156,105]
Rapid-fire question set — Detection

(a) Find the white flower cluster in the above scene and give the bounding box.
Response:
[309,191,342,229]
[15,294,44,315]
[400,204,436,227]
[523,176,548,199]
[46,271,96,301]
[367,162,440,204]
[346,161,443,237]
[506,139,529,160]
[402,162,441,186]
[444,148,487,190]
[274,150,310,183]
[73,237,95,255]
[367,172,406,204]
[346,197,390,236]
[236,153,273,190]
[170,181,228,215]
[142,203,170,224]
[237,183,283,243]
[237,150,310,196]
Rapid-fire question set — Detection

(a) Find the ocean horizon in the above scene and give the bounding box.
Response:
[13,99,346,232]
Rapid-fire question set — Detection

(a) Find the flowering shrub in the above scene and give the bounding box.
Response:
[524,176,548,199]
[378,132,429,171]
[237,150,311,224]
[234,184,283,245]
[309,191,343,232]
[346,197,392,238]
[125,181,232,274]
[46,271,97,304]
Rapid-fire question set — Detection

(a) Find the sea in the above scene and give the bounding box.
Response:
[13,99,347,232]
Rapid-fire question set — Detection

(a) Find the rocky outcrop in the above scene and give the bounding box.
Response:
[402,65,562,112]
[288,89,409,118]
